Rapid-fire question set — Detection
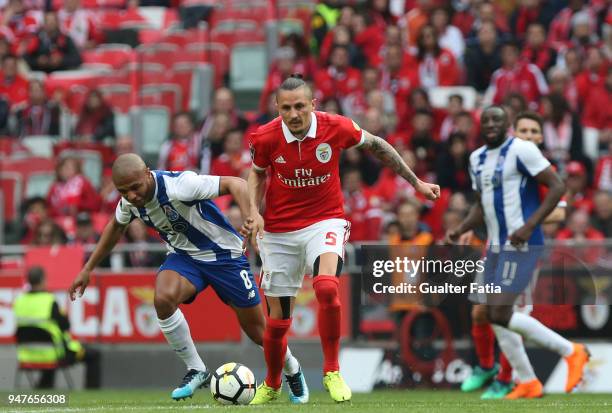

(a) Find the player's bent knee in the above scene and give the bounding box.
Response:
[153,292,179,318]
[313,276,340,306]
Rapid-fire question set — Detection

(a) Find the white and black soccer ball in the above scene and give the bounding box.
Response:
[210,362,257,405]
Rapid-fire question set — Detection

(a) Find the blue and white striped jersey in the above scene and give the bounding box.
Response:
[115,170,243,261]
[469,137,550,246]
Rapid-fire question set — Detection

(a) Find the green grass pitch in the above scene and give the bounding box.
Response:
[2,390,612,413]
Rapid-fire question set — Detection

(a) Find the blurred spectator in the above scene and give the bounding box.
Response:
[564,10,601,55]
[454,110,479,149]
[367,0,395,29]
[380,44,419,107]
[439,94,466,141]
[315,45,362,101]
[58,0,99,50]
[464,21,502,93]
[340,146,380,186]
[431,7,465,61]
[124,220,163,268]
[521,22,557,74]
[564,160,593,213]
[282,33,317,80]
[99,169,120,213]
[548,0,596,51]
[47,157,101,217]
[210,129,250,179]
[510,0,559,41]
[205,87,247,131]
[594,139,612,191]
[14,80,60,137]
[435,132,471,193]
[158,112,200,172]
[24,11,82,73]
[310,0,342,54]
[540,93,586,166]
[200,112,231,168]
[343,67,395,127]
[114,135,134,156]
[408,109,436,169]
[561,47,583,77]
[484,41,548,108]
[366,89,397,133]
[1,0,38,55]
[464,1,510,42]
[19,196,49,244]
[583,66,612,131]
[394,87,445,139]
[71,212,99,245]
[31,219,67,246]
[351,12,383,70]
[502,92,528,125]
[591,190,612,237]
[547,66,579,111]
[318,24,363,68]
[575,48,608,109]
[0,55,28,107]
[556,208,604,242]
[342,168,382,241]
[368,24,403,68]
[259,47,297,114]
[407,24,460,88]
[74,89,115,142]
[321,97,342,115]
[388,199,433,244]
[398,0,434,47]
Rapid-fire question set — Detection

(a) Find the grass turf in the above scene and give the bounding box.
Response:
[2,390,612,413]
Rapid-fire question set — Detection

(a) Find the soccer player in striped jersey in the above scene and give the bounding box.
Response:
[448,106,589,399]
[69,154,303,401]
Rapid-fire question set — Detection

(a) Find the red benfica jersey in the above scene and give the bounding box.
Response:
[250,111,364,232]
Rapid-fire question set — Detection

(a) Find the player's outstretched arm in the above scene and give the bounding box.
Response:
[509,166,565,246]
[219,176,250,217]
[69,217,127,301]
[445,197,485,244]
[360,131,440,201]
[242,168,266,250]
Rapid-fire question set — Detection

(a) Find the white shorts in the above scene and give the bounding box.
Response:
[258,218,350,297]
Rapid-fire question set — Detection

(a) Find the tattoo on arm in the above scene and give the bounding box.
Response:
[362,132,419,186]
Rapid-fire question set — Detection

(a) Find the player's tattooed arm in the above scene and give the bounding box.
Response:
[361,131,419,186]
[361,131,440,200]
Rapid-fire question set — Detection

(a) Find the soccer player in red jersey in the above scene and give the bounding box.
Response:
[243,74,440,404]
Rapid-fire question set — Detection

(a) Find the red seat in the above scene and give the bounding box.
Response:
[186,43,228,88]
[82,45,136,69]
[139,84,182,114]
[0,173,22,221]
[137,43,179,70]
[100,84,133,113]
[66,84,89,114]
[139,29,164,45]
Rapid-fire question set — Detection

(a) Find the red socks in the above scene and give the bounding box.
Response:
[497,352,513,383]
[472,323,495,370]
[313,275,341,373]
[263,317,291,389]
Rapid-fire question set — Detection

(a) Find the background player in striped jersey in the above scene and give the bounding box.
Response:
[459,110,568,399]
[68,154,304,401]
[448,106,589,399]
[243,75,440,404]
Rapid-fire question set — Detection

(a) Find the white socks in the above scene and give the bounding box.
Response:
[492,324,536,383]
[283,346,300,375]
[259,345,300,375]
[507,312,573,357]
[158,309,206,372]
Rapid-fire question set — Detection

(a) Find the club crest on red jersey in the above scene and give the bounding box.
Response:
[315,143,332,163]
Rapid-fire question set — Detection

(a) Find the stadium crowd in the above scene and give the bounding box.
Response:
[0,0,610,262]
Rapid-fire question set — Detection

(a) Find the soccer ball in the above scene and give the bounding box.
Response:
[210,362,257,405]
